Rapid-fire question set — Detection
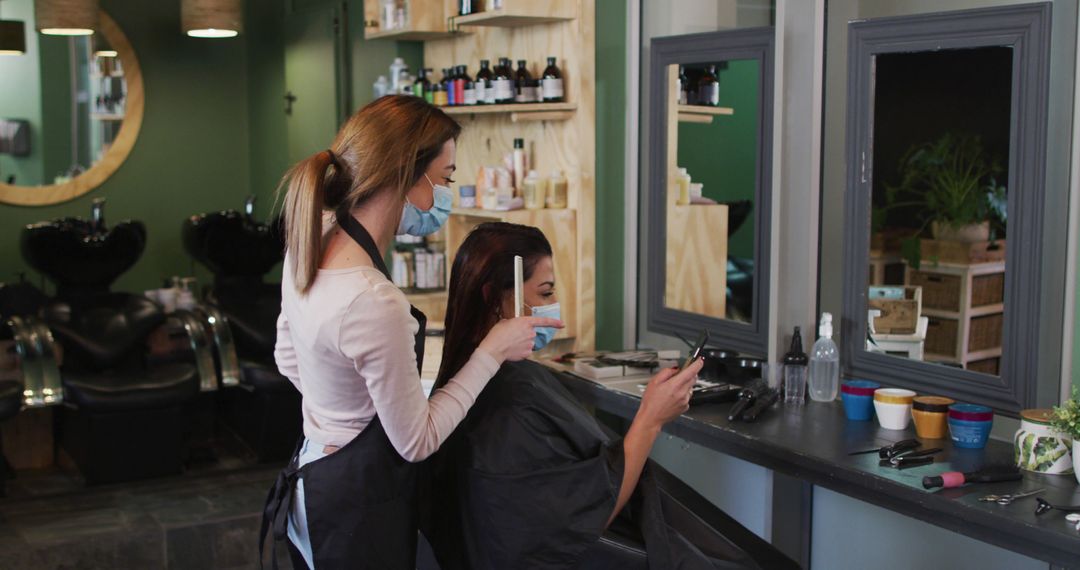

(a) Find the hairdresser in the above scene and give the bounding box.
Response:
[259,95,562,569]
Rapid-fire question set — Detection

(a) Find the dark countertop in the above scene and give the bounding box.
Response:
[552,368,1080,567]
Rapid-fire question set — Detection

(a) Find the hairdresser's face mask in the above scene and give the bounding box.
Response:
[526,302,561,351]
[397,174,452,237]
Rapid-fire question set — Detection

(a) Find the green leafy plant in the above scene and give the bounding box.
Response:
[1050,388,1080,441]
[877,133,1007,268]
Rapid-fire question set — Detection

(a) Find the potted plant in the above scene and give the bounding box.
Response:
[1049,388,1080,485]
[879,133,1007,268]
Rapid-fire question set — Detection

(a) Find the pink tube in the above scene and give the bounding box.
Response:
[941,471,966,488]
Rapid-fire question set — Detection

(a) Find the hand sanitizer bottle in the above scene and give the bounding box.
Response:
[808,313,840,402]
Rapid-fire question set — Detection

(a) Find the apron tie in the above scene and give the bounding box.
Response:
[259,459,301,569]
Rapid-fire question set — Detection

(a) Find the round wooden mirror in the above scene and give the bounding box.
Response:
[0,11,143,206]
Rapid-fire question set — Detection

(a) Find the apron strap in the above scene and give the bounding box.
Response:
[335,209,391,279]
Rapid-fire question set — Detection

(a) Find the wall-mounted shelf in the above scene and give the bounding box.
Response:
[91,113,124,121]
[404,290,449,322]
[677,104,734,124]
[453,10,574,27]
[441,102,577,122]
[364,28,460,41]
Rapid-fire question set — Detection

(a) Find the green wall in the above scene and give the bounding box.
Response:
[594,0,628,350]
[0,0,43,186]
[0,0,256,292]
[676,60,760,260]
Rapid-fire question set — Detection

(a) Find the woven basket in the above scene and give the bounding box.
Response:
[969,313,1004,352]
[910,271,962,312]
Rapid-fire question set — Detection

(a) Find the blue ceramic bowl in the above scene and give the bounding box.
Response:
[841,380,880,421]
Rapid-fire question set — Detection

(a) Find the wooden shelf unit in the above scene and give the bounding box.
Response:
[907,260,1006,373]
[422,0,595,349]
[363,0,454,40]
[677,104,735,124]
[451,0,577,28]
[441,102,577,122]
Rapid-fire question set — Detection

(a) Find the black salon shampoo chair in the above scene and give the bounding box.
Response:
[182,197,301,462]
[21,201,200,484]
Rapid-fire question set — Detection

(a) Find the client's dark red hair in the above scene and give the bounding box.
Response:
[435,222,552,390]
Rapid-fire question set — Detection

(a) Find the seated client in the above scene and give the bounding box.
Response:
[423,222,797,570]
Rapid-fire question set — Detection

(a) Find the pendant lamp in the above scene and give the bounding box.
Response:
[0,0,26,55]
[182,0,242,38]
[35,0,97,36]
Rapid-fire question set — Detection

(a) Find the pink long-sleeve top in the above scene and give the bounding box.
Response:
[274,254,499,462]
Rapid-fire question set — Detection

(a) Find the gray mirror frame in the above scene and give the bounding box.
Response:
[840,3,1052,413]
[646,28,775,356]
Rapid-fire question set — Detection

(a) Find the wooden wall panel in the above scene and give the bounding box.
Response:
[423,0,595,349]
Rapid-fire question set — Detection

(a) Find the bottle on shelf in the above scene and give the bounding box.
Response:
[523,170,545,210]
[464,81,477,106]
[699,64,720,106]
[548,170,568,209]
[541,56,564,103]
[675,167,691,205]
[432,82,448,106]
[514,60,534,103]
[808,312,840,402]
[459,0,478,16]
[512,138,527,193]
[678,65,688,105]
[475,59,493,105]
[454,65,471,106]
[395,0,408,30]
[374,75,389,99]
[493,57,514,104]
[381,0,397,30]
[398,71,414,95]
[414,68,432,101]
[389,57,407,92]
[441,67,454,106]
[783,327,809,405]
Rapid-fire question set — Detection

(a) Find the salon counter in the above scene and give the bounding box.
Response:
[548,366,1080,567]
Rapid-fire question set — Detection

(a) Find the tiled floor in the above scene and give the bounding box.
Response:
[0,465,292,569]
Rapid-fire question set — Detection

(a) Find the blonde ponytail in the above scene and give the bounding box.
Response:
[279,150,334,294]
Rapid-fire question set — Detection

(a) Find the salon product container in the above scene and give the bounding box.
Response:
[840,380,879,421]
[873,388,916,430]
[522,171,544,210]
[548,171,568,209]
[782,327,808,404]
[911,396,954,439]
[542,57,564,102]
[459,185,476,209]
[1014,409,1074,474]
[808,312,839,402]
[948,404,993,449]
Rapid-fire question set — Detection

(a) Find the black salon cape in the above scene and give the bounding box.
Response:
[421,360,798,570]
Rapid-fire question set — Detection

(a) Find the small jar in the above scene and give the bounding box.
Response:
[911,396,954,439]
[948,404,993,449]
[459,185,476,209]
[873,388,916,430]
[1015,409,1074,474]
[840,380,879,421]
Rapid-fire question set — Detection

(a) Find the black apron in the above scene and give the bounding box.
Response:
[261,212,428,569]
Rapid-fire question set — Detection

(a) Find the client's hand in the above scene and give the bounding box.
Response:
[478,316,565,363]
[637,358,703,429]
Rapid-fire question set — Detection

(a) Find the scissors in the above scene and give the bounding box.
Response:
[979,488,1044,505]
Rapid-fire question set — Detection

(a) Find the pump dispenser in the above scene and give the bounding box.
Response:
[808,313,840,402]
[783,327,809,404]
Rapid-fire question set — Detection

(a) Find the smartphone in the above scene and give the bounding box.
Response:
[679,330,709,373]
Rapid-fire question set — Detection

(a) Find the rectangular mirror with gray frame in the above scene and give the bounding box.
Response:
[841,4,1053,412]
[646,28,774,357]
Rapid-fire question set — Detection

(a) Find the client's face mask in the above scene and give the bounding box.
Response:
[527,302,561,351]
[397,174,452,236]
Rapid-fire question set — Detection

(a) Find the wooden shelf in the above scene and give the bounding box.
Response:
[364,28,460,41]
[440,102,577,122]
[453,10,574,27]
[677,104,735,124]
[452,207,574,220]
[91,113,124,121]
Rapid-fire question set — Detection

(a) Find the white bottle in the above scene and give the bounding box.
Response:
[373,75,389,99]
[808,312,840,402]
[389,57,407,93]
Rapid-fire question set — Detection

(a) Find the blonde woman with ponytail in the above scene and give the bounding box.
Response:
[259,95,562,570]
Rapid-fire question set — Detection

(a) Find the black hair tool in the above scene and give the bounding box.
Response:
[1034,497,1080,516]
[848,438,920,458]
[738,386,779,422]
[922,465,1021,490]
[727,378,768,421]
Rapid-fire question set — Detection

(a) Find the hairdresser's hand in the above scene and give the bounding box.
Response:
[636,358,703,430]
[478,316,565,363]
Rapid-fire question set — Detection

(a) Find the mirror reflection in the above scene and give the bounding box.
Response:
[866,47,1010,377]
[664,59,760,323]
[0,2,127,186]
